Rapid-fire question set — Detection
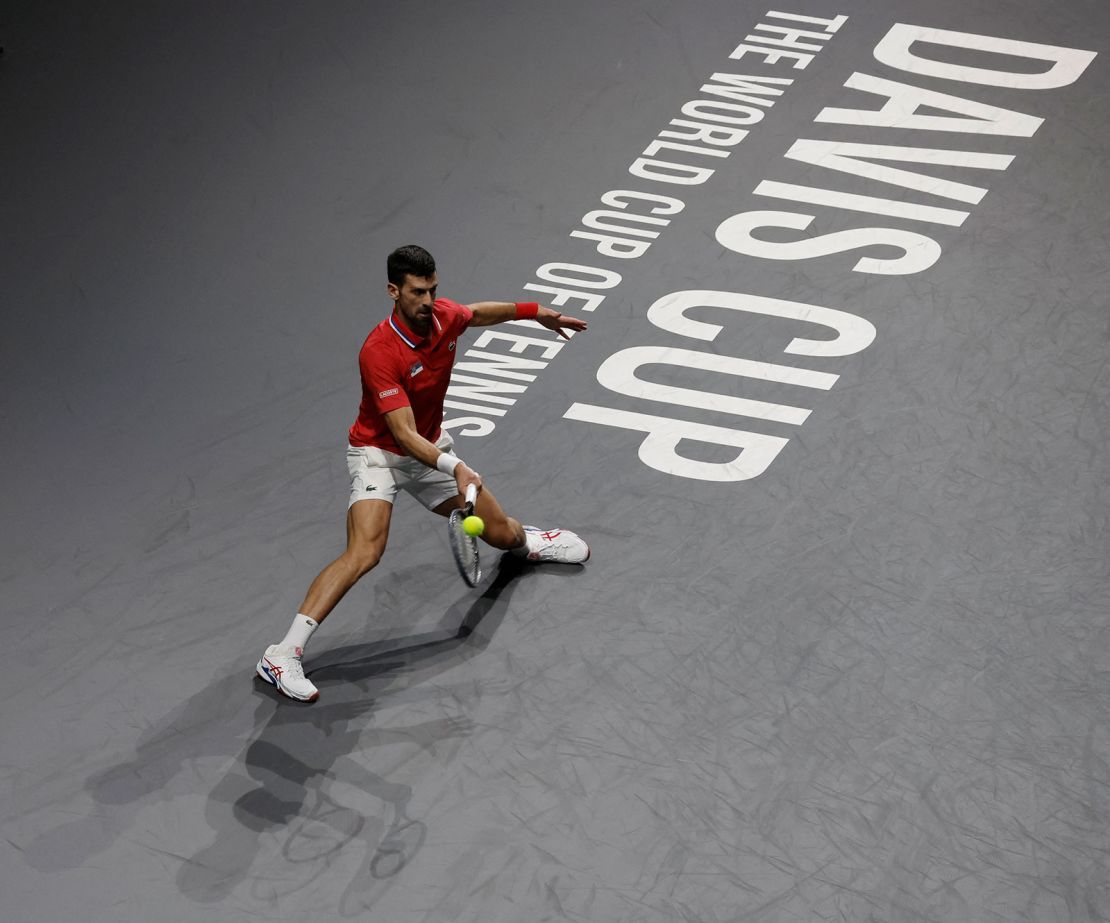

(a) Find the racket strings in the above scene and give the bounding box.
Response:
[448,510,481,585]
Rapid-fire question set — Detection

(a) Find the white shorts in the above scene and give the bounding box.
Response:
[346,433,460,511]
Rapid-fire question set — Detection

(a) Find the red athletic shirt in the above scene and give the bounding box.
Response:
[348,298,474,454]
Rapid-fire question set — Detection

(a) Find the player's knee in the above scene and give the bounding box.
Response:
[346,545,383,577]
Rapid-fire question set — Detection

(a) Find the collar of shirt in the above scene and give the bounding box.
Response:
[388,307,443,349]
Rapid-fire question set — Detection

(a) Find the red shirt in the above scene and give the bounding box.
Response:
[348,298,474,454]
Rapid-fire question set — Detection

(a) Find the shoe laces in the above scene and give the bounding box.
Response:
[271,647,306,678]
[286,648,307,678]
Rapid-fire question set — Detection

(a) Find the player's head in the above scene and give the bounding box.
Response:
[387,245,438,333]
[387,245,436,287]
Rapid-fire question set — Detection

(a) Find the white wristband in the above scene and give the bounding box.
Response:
[436,453,463,476]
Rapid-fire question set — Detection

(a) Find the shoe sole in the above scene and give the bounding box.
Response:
[255,657,320,703]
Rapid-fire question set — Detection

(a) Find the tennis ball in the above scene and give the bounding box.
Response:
[462,515,485,537]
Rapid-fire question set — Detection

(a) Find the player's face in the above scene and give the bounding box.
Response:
[389,273,438,333]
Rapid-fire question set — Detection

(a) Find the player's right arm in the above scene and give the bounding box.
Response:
[383,406,481,497]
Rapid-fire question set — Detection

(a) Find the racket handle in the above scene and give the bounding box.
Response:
[464,483,478,507]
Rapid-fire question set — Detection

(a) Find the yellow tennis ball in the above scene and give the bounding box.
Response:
[462,515,485,537]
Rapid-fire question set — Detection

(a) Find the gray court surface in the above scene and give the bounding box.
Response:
[3,1,1110,920]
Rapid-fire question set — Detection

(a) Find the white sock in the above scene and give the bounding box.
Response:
[278,613,319,652]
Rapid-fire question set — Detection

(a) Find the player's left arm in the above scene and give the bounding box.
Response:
[466,302,588,340]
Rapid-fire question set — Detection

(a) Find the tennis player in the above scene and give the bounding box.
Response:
[256,245,590,702]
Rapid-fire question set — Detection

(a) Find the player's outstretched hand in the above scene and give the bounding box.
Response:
[536,306,588,340]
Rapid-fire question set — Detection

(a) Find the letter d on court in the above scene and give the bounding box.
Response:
[874,24,1096,89]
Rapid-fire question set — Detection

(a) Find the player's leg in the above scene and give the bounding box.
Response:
[298,498,393,621]
[405,433,525,550]
[257,499,392,702]
[430,484,589,564]
[257,445,400,703]
[431,485,524,550]
[409,433,589,563]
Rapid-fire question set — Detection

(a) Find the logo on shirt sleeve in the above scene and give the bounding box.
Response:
[378,387,399,399]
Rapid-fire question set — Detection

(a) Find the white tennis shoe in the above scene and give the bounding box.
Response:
[515,526,590,564]
[256,645,319,702]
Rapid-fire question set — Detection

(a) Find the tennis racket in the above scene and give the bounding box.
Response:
[447,483,481,587]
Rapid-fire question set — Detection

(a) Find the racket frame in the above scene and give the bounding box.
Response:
[447,483,481,586]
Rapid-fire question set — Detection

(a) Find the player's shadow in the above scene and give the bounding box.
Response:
[21,554,532,915]
[303,553,530,688]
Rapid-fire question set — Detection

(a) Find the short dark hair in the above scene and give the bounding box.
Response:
[387,245,436,286]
